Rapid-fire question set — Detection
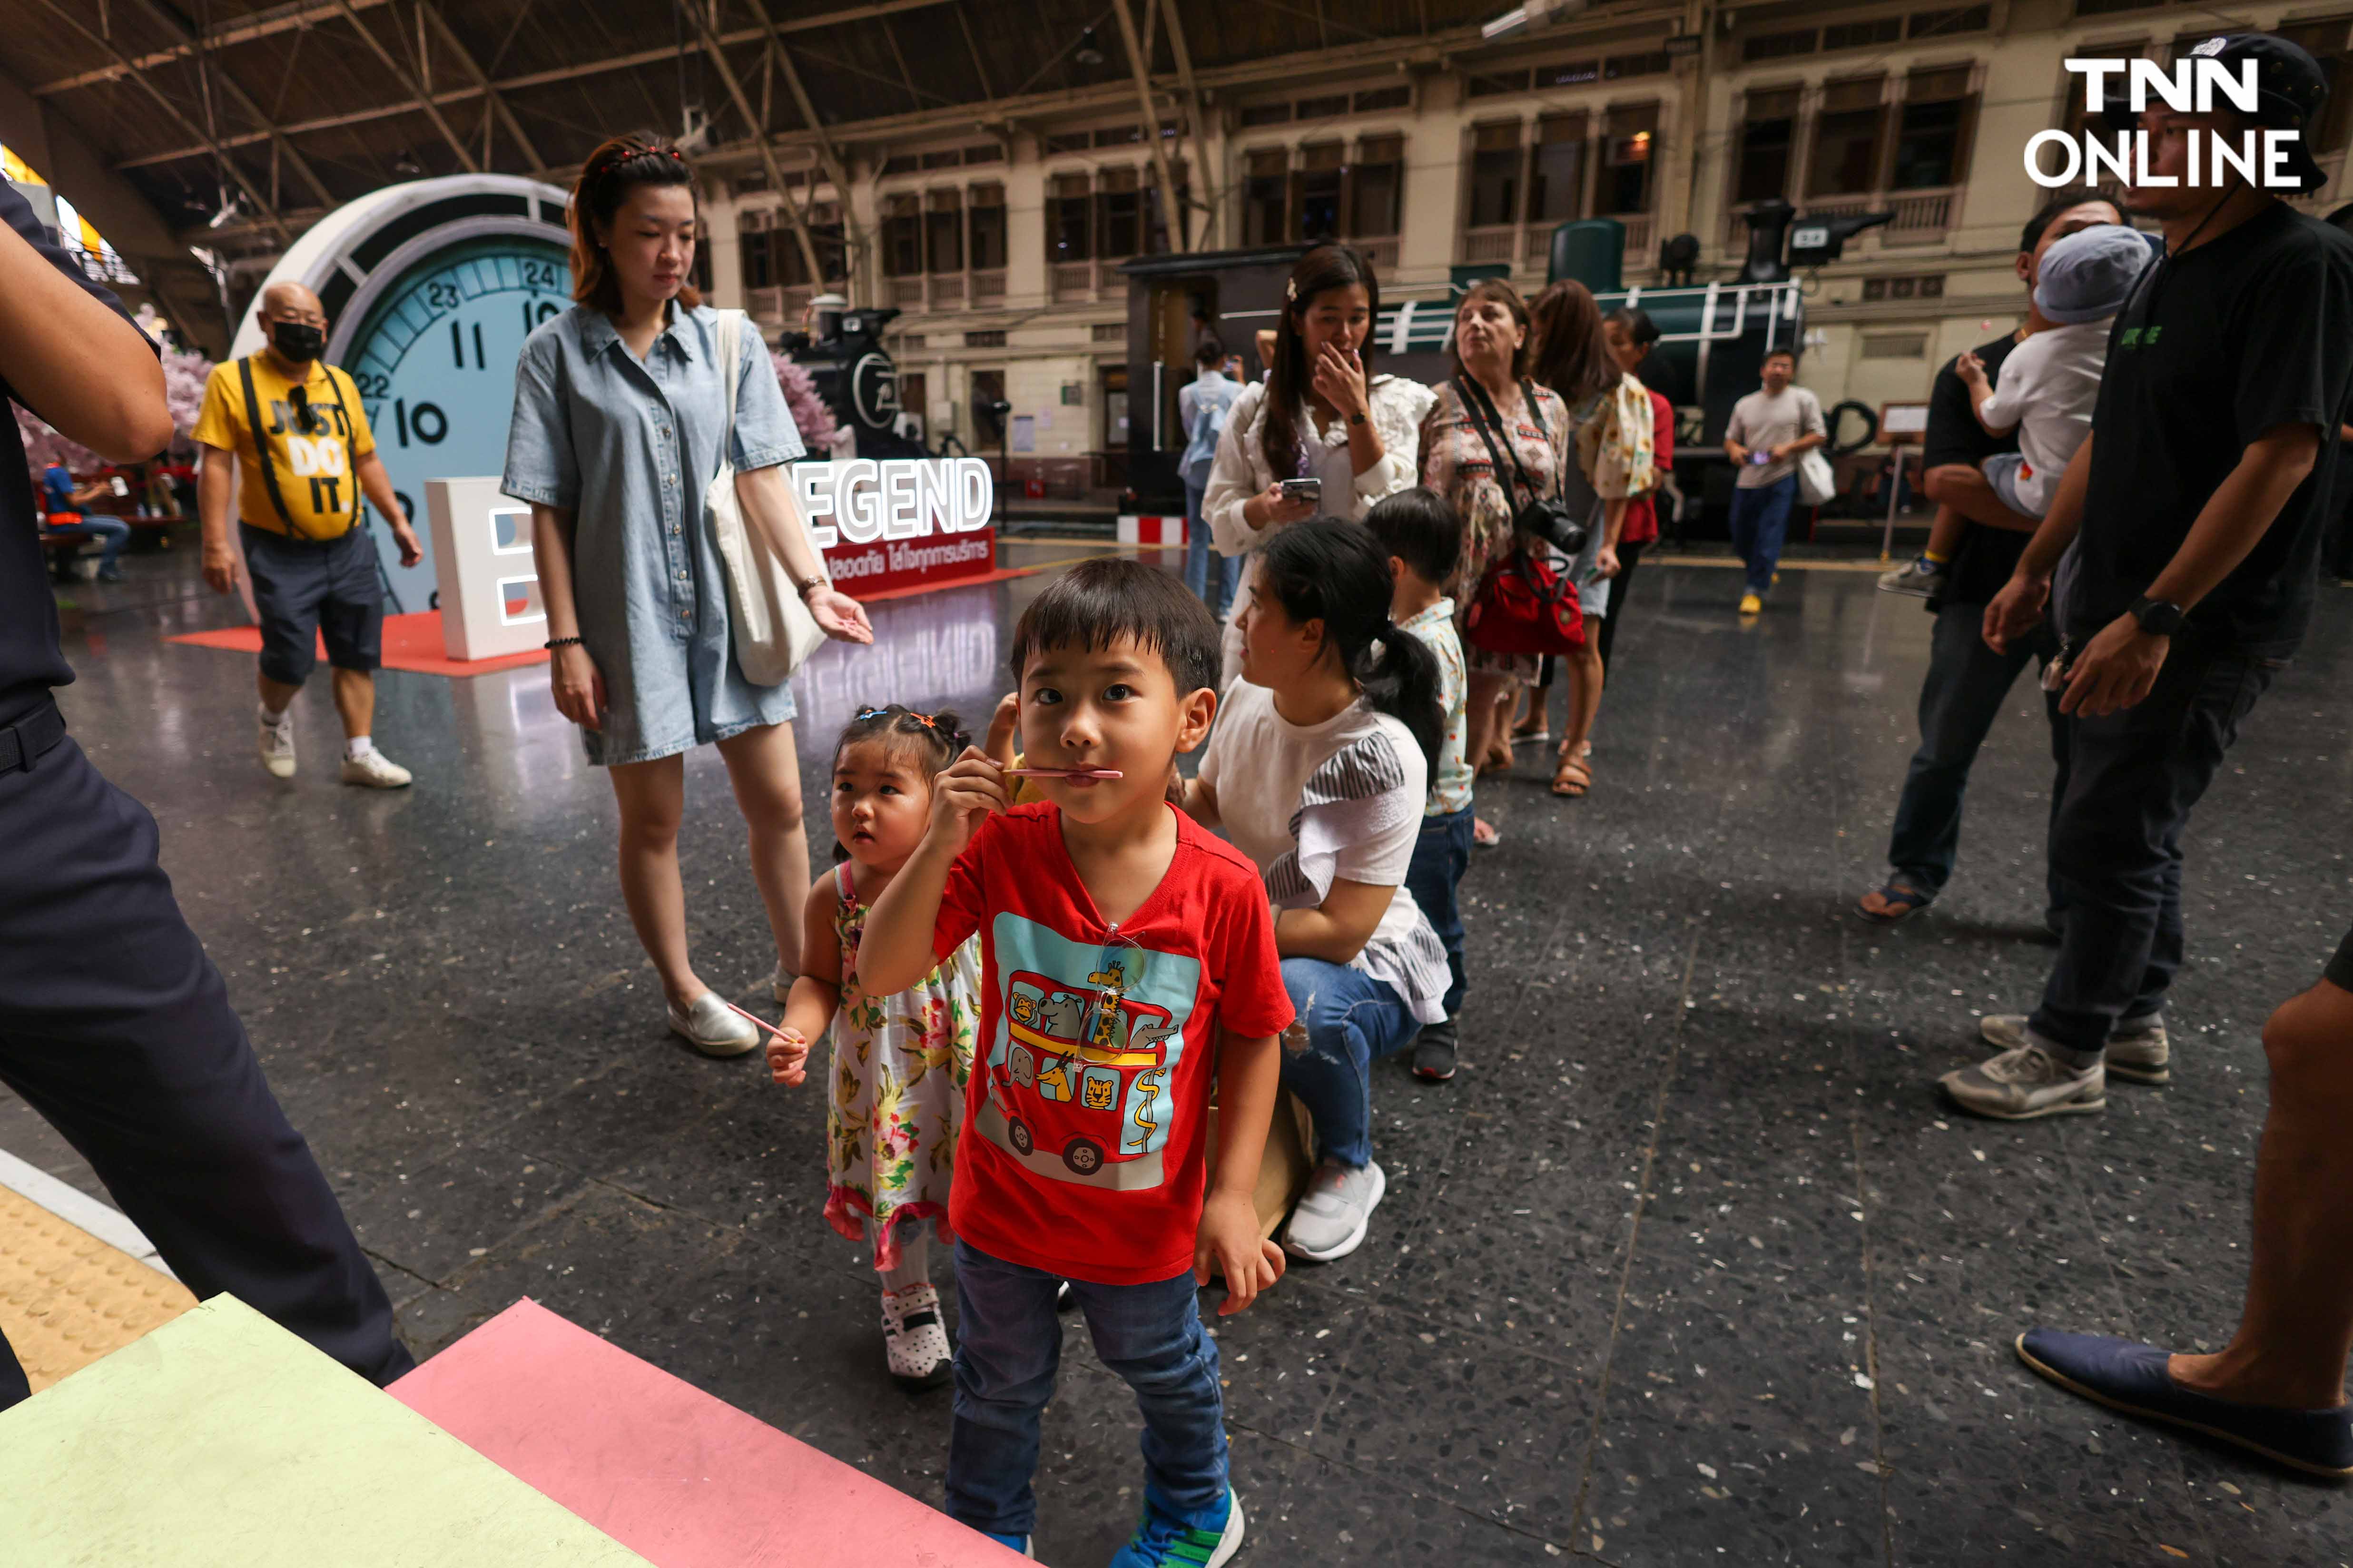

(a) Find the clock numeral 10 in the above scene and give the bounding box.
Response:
[393,398,447,447]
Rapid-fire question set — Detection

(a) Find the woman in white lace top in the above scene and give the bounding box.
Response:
[1203,246,1437,684]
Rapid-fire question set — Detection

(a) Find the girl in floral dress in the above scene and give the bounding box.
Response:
[767,704,981,1388]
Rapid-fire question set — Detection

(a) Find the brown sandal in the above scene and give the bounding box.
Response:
[1551,756,1593,797]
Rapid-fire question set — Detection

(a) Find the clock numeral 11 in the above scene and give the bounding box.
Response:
[451,320,486,371]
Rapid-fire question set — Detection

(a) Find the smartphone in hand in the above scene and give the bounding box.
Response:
[1278,477,1322,504]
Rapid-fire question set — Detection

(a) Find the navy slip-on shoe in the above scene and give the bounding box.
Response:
[2017,1329,2353,1479]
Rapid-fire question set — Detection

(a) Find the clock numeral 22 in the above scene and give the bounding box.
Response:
[393,398,447,447]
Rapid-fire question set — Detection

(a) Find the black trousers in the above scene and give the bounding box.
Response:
[1595,538,1645,672]
[0,714,411,1407]
[2027,637,2280,1054]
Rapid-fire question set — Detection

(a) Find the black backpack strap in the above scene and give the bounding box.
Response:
[1454,375,1543,506]
[237,355,303,539]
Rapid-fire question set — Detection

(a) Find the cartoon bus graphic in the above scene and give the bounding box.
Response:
[995,963,1179,1176]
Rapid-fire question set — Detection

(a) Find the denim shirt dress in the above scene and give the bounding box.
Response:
[501,303,805,766]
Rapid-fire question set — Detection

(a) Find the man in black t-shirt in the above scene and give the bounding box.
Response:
[1946,34,2353,1123]
[1855,194,2120,926]
[0,184,413,1406]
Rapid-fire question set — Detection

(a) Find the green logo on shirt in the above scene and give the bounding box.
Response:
[2120,325,2163,349]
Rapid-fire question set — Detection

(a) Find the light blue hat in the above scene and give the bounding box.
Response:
[2033,225,2158,325]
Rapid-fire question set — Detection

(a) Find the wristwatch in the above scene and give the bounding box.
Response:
[1348,411,1367,427]
[2129,596,2186,637]
[794,573,829,600]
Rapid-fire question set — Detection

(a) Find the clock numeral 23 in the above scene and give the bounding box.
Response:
[393,398,447,447]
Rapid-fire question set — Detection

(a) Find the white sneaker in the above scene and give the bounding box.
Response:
[1283,1159,1386,1262]
[1940,1039,2105,1121]
[1982,1012,2170,1085]
[880,1282,954,1389]
[257,713,296,778]
[1878,557,1947,598]
[666,992,760,1057]
[339,748,413,789]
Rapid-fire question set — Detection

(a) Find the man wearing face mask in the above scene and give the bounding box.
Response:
[194,282,423,787]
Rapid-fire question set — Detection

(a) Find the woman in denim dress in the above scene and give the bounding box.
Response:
[502,135,873,1056]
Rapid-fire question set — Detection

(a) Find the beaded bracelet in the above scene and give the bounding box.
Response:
[544,635,584,650]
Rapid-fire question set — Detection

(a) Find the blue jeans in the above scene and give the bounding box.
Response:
[1182,476,1231,620]
[2028,636,2278,1054]
[1278,957,1422,1167]
[947,1240,1227,1539]
[48,515,131,574]
[1403,807,1473,1018]
[1884,602,2068,905]
[1727,474,1798,595]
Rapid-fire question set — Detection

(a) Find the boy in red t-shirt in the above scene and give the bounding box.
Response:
[860,559,1291,1566]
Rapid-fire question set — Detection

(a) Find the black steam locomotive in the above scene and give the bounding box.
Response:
[777,296,926,460]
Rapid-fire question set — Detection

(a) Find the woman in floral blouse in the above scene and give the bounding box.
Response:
[1419,279,1572,847]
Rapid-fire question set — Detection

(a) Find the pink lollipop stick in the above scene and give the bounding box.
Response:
[1004,767,1124,779]
[723,998,801,1047]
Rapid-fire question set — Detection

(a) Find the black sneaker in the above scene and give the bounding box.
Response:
[1411,1022,1458,1082]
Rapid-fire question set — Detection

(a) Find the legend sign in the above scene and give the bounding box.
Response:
[790,457,999,596]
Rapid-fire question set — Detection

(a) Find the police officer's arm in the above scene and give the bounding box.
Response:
[352,451,422,567]
[0,189,171,461]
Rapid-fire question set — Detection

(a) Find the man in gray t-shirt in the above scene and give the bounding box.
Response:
[1722,351,1828,610]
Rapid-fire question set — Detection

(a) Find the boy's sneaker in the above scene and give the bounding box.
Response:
[340,748,413,789]
[1284,1159,1385,1262]
[1940,1038,2104,1121]
[1108,1488,1244,1568]
[1737,592,1763,616]
[880,1282,953,1389]
[1411,1021,1458,1082]
[257,711,297,778]
[1878,556,1947,598]
[1982,1012,2169,1084]
[976,1530,1033,1557]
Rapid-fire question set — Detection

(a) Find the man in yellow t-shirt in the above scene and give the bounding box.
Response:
[194,281,423,788]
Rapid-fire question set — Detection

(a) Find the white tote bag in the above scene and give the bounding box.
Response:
[1795,447,1837,507]
[706,308,827,687]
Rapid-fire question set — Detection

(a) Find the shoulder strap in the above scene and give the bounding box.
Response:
[237,355,303,538]
[719,309,743,440]
[1517,378,1551,442]
[836,859,857,906]
[1454,376,1540,505]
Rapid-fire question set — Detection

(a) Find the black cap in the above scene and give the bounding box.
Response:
[2099,33,2331,193]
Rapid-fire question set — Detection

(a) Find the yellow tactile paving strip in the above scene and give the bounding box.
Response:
[0,1183,196,1392]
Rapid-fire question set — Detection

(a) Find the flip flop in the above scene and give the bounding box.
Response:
[1856,882,1931,925]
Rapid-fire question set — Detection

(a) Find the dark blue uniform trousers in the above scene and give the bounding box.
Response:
[0,724,411,1407]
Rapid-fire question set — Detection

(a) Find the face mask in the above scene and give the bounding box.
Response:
[271,320,325,362]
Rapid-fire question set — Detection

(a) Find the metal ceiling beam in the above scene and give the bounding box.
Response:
[421,2,544,170]
[121,0,338,207]
[1158,0,1221,248]
[1108,0,1187,252]
[952,1,996,100]
[27,0,294,241]
[680,0,830,294]
[44,0,952,97]
[330,0,480,172]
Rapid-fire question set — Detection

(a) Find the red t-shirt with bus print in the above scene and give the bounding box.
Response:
[933,802,1293,1285]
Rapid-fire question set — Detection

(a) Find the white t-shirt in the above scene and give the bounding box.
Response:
[1197,682,1448,1024]
[1974,319,2110,515]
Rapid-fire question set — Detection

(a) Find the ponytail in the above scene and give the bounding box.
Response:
[1255,519,1444,784]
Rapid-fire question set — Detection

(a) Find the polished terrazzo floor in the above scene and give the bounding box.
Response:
[8,538,2352,1565]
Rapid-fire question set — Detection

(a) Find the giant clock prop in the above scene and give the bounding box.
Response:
[232,174,572,611]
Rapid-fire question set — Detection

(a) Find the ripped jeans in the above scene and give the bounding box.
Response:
[1278,957,1421,1169]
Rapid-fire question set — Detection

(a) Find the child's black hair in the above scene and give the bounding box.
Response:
[1603,305,1661,352]
[1254,519,1444,783]
[1364,487,1464,591]
[833,704,970,775]
[1008,556,1221,697]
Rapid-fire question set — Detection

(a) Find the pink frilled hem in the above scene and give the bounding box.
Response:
[824,1186,956,1272]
